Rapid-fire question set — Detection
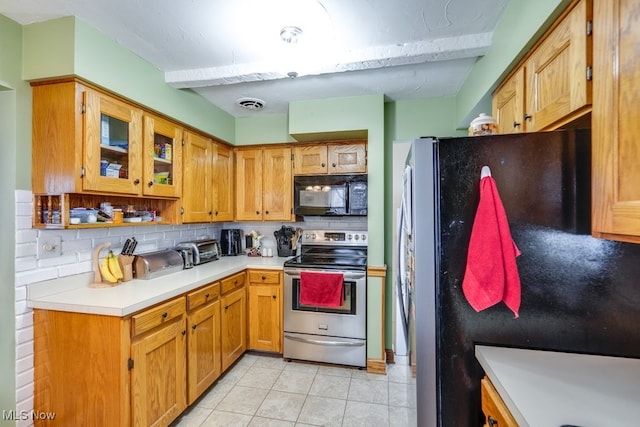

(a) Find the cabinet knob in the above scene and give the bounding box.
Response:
[208,211,213,215]
[162,312,168,318]
[524,113,532,121]
[513,121,521,128]
[205,293,210,299]
[488,416,498,427]
[261,276,266,280]
[134,179,140,185]
[182,330,186,336]
[321,162,326,167]
[256,211,260,215]
[192,324,197,330]
[215,211,219,216]
[147,181,153,187]
[265,210,269,215]
[224,305,229,310]
[272,295,277,299]
[332,162,336,167]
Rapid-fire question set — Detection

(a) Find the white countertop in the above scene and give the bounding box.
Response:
[475,345,640,427]
[28,256,289,317]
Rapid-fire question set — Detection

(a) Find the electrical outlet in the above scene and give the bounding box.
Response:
[37,236,62,259]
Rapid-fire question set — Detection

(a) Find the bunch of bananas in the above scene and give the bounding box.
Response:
[99,250,124,283]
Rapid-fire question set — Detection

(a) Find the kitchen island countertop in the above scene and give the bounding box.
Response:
[475,345,640,427]
[28,255,289,317]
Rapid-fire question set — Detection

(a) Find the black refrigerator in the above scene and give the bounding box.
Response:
[403,130,640,426]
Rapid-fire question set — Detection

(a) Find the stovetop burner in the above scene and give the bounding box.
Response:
[283,230,368,271]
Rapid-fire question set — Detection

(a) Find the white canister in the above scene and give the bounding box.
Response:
[468,113,498,136]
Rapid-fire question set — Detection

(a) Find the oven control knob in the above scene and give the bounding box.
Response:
[361,234,367,241]
[347,234,352,240]
[354,235,360,240]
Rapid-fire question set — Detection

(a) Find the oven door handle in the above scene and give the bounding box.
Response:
[284,271,366,281]
[284,334,365,347]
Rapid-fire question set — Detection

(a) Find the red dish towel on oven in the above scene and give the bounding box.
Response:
[300,271,344,307]
[462,175,521,318]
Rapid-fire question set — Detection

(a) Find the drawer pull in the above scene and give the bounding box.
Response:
[205,293,210,299]
[488,416,498,427]
[162,312,168,318]
[261,276,266,280]
[192,324,197,330]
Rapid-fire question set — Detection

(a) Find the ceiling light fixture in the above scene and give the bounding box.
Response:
[280,26,303,44]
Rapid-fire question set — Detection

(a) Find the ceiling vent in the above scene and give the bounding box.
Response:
[237,97,265,110]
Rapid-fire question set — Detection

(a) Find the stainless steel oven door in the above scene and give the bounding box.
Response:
[283,268,366,339]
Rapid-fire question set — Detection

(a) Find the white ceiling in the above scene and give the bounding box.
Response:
[0,0,509,117]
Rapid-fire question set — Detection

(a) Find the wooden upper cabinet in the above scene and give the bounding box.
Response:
[492,0,592,134]
[263,147,293,221]
[212,143,234,221]
[492,67,525,134]
[235,146,293,221]
[524,0,592,131]
[32,80,146,195]
[182,131,213,223]
[83,89,144,195]
[293,141,367,175]
[235,148,263,221]
[328,142,367,174]
[592,0,640,243]
[143,113,183,198]
[293,145,329,174]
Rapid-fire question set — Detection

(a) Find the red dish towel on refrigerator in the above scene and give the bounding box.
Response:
[300,271,344,307]
[462,175,521,317]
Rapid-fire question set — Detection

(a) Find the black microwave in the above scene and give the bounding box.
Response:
[294,175,367,216]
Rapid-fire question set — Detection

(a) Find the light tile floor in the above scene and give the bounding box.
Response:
[172,353,417,427]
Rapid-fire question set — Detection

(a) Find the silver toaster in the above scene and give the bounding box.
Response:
[175,239,221,265]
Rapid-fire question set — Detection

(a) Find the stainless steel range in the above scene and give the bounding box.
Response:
[283,230,367,367]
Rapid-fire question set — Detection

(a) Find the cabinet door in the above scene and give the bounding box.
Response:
[492,67,525,134]
[182,131,213,223]
[143,114,183,198]
[248,284,281,353]
[220,287,247,371]
[235,148,263,221]
[328,142,367,174]
[592,0,640,242]
[213,143,234,221]
[83,89,143,195]
[187,300,221,404]
[131,317,187,427]
[263,147,293,221]
[293,145,328,174]
[524,0,591,131]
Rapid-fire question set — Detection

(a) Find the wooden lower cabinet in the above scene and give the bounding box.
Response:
[130,314,187,427]
[481,376,518,427]
[248,270,283,353]
[186,282,222,404]
[33,273,248,426]
[220,282,247,371]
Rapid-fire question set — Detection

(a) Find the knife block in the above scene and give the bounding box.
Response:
[118,254,135,282]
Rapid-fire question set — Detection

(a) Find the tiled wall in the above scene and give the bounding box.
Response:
[13,190,366,424]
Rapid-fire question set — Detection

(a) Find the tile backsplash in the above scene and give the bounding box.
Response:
[13,190,365,424]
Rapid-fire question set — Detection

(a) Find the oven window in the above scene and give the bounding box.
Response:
[291,278,356,315]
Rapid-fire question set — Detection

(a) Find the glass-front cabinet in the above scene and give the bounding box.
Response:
[143,114,183,198]
[83,89,143,195]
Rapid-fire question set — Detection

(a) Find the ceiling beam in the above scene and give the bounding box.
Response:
[165,32,493,89]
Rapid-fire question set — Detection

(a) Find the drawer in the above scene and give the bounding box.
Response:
[481,377,518,427]
[221,271,246,294]
[131,297,185,337]
[248,270,281,284]
[186,282,220,311]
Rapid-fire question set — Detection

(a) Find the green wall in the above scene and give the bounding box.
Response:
[236,113,296,145]
[455,0,572,127]
[23,17,236,146]
[0,13,29,424]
